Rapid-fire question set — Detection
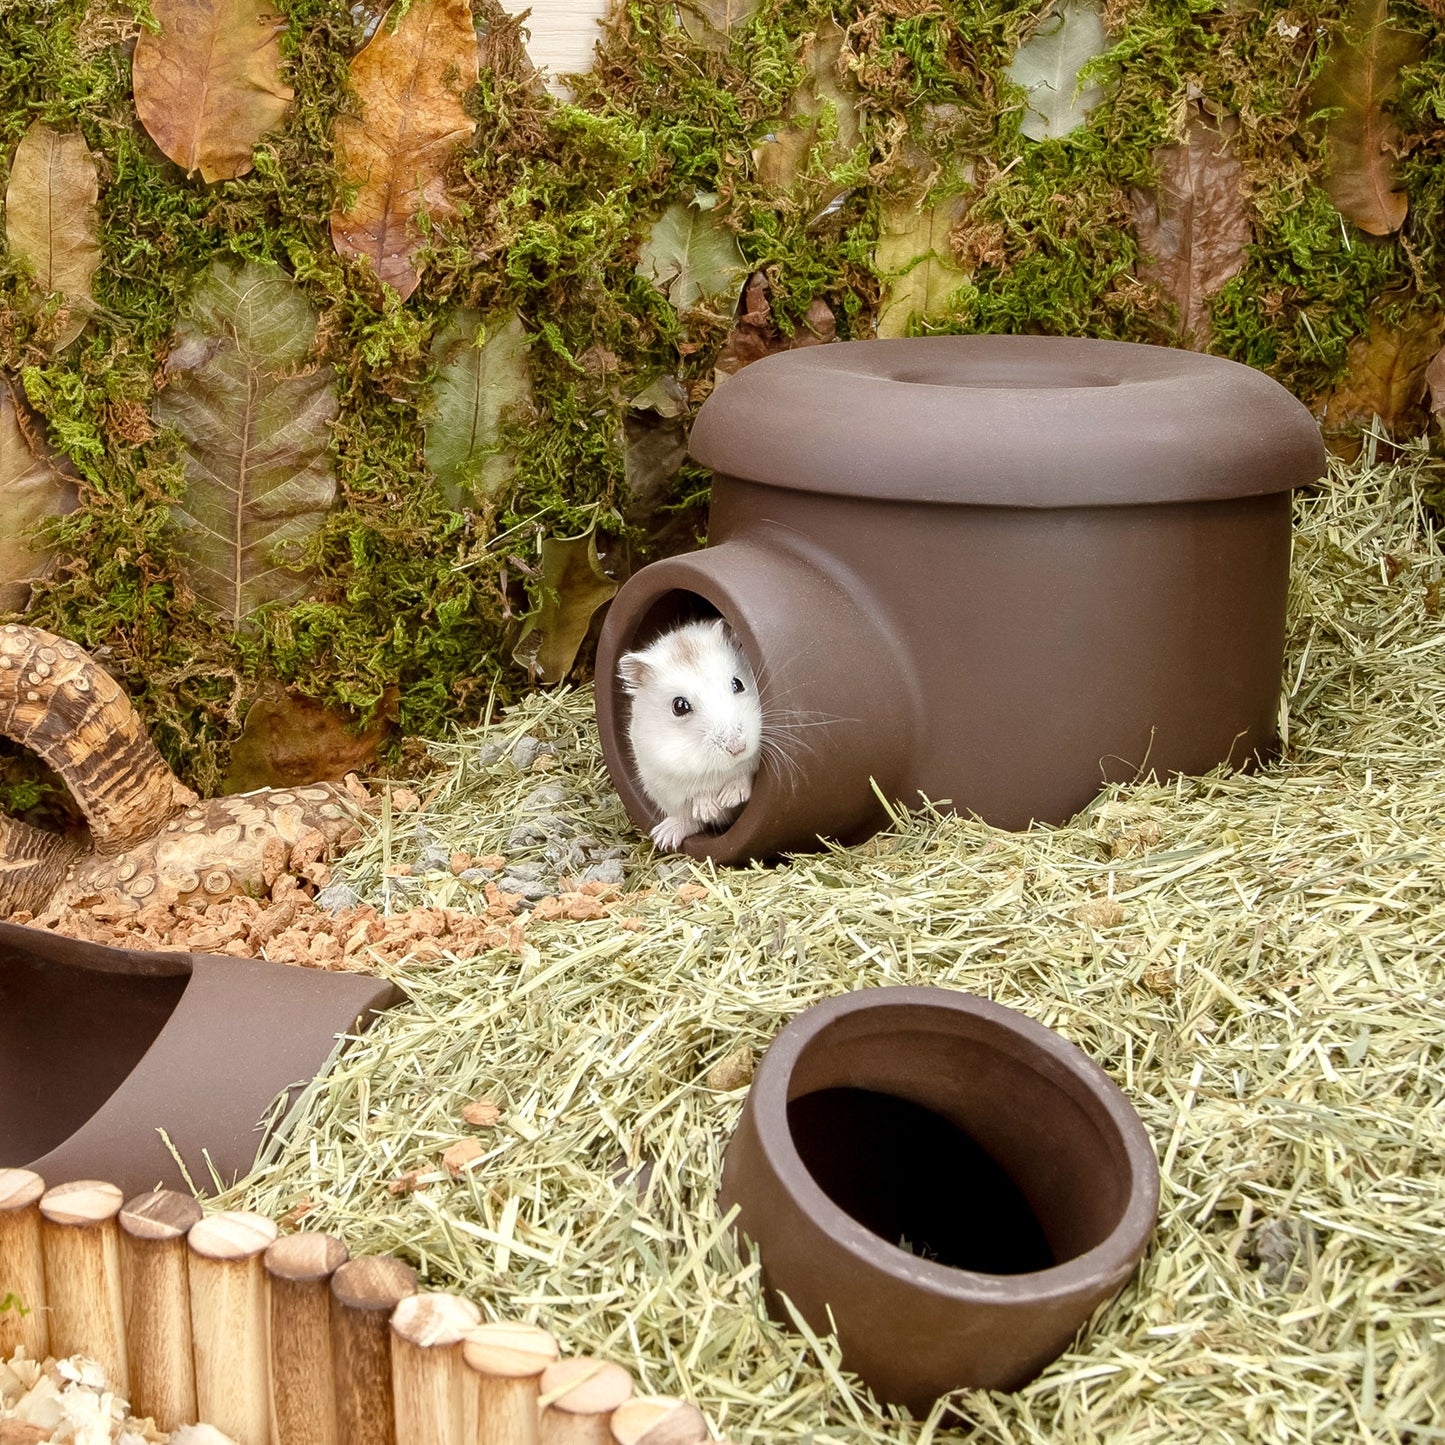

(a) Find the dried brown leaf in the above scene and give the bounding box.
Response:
[1317,314,1444,451]
[221,686,394,793]
[1310,0,1423,236]
[678,0,759,50]
[715,271,834,379]
[132,0,294,183]
[1131,108,1251,349]
[330,0,479,299]
[753,23,859,198]
[1426,344,1445,432]
[3,123,100,351]
[0,376,79,613]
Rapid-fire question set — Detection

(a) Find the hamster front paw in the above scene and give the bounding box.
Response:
[714,775,752,810]
[650,815,692,851]
[691,791,733,826]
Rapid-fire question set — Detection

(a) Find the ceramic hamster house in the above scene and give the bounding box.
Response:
[596,336,1325,862]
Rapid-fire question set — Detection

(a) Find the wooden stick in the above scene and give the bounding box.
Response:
[462,1322,559,1445]
[266,1231,349,1445]
[118,1189,203,1430]
[38,1180,127,1393]
[539,1358,633,1445]
[388,1291,482,1445]
[187,1210,278,1445]
[609,1396,710,1444]
[330,1255,417,1445]
[0,1169,48,1361]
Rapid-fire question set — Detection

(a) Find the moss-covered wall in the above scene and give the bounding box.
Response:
[0,0,1441,799]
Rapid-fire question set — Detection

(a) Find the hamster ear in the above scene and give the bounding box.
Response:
[618,653,651,693]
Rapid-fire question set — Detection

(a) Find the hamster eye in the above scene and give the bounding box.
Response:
[671,696,692,717]
[731,676,745,694]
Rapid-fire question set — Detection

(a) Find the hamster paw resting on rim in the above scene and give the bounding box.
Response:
[618,618,762,851]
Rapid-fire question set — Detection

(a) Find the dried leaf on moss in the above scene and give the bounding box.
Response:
[157,259,339,626]
[221,686,393,794]
[1317,314,1444,452]
[511,526,619,685]
[330,0,479,299]
[636,202,747,314]
[0,377,78,614]
[424,310,531,509]
[1310,0,1423,236]
[715,271,833,375]
[1131,109,1251,349]
[753,23,859,198]
[677,0,759,52]
[874,194,969,339]
[1427,344,1445,432]
[132,0,293,182]
[1005,0,1110,143]
[3,123,100,352]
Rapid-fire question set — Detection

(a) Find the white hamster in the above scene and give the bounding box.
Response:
[618,618,762,851]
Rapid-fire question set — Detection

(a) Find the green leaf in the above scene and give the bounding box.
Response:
[636,203,748,313]
[424,310,532,509]
[512,527,620,685]
[754,23,860,196]
[1005,1,1110,142]
[678,0,759,51]
[875,194,970,338]
[0,375,78,613]
[157,259,338,627]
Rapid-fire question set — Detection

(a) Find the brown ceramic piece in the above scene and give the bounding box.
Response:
[0,919,401,1195]
[717,986,1160,1414]
[596,336,1325,862]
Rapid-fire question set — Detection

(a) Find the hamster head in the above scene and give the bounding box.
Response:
[618,619,762,811]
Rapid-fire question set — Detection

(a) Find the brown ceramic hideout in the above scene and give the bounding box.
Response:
[717,987,1161,1414]
[595,336,1326,862]
[0,920,401,1195]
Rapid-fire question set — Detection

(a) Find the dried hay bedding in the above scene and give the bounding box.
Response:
[226,446,1444,1443]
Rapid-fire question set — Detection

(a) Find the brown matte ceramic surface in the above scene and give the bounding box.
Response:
[717,986,1160,1414]
[0,919,401,1195]
[595,336,1325,862]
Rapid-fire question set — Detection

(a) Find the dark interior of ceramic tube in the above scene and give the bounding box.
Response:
[789,1088,1056,1275]
[0,944,189,1163]
[785,1023,1132,1275]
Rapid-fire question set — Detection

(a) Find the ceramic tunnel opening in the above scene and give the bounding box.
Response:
[0,944,188,1163]
[787,1087,1056,1276]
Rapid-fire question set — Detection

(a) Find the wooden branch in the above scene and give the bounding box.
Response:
[463,1321,559,1445]
[118,1189,203,1430]
[0,1169,48,1360]
[187,1210,278,1445]
[37,1180,128,1393]
[266,1231,349,1445]
[330,1254,418,1445]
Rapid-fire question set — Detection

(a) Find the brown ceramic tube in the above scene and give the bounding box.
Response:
[0,1169,48,1360]
[539,1357,633,1445]
[119,1189,203,1430]
[462,1321,560,1445]
[595,535,915,863]
[38,1180,128,1391]
[330,1255,418,1445]
[187,1210,278,1445]
[266,1231,350,1445]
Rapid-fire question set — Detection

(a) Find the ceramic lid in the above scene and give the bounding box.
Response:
[689,335,1325,507]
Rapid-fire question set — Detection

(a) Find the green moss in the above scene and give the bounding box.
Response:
[0,0,1441,789]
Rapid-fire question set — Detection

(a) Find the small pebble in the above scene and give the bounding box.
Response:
[498,875,553,901]
[316,882,361,913]
[510,736,541,770]
[580,859,626,887]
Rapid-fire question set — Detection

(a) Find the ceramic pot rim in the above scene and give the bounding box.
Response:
[747,985,1160,1304]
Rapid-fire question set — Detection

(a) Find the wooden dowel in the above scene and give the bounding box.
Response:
[119,1189,203,1430]
[539,1358,633,1445]
[266,1231,349,1445]
[0,1169,48,1361]
[609,1396,710,1444]
[188,1210,278,1445]
[38,1180,127,1393]
[462,1321,559,1445]
[330,1255,417,1445]
[389,1291,482,1445]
